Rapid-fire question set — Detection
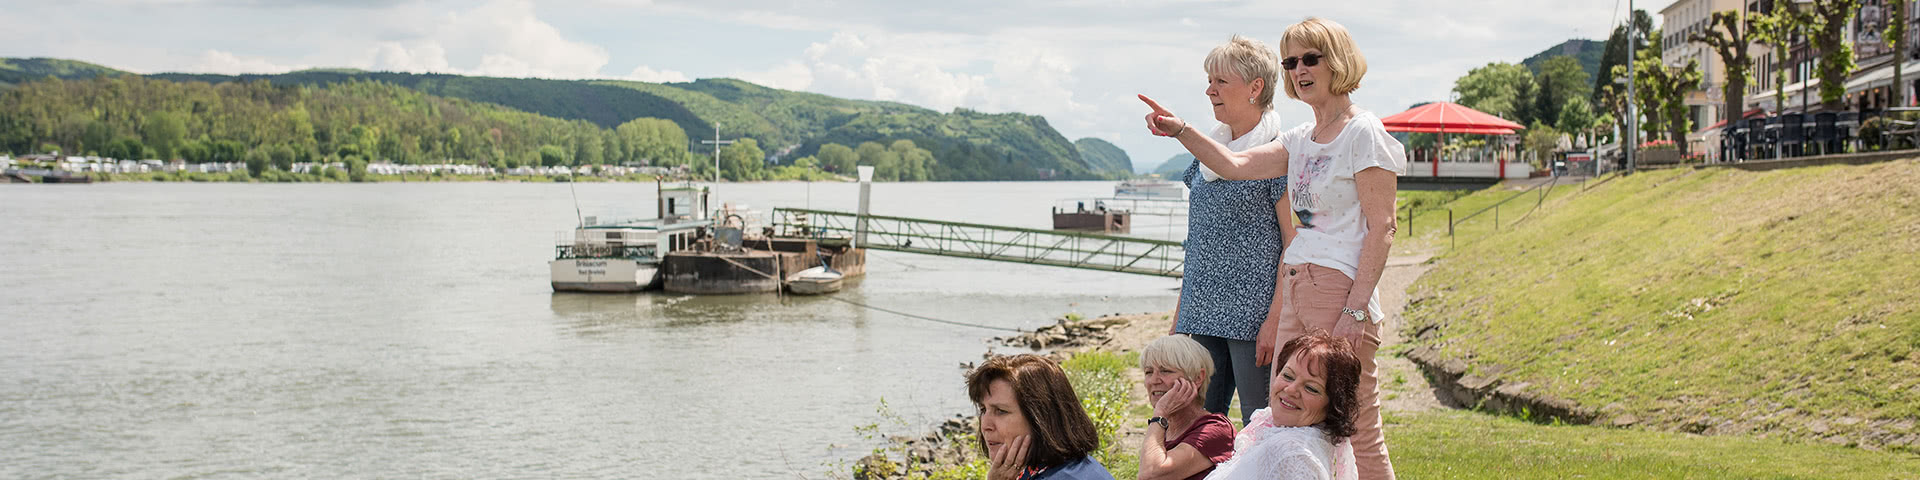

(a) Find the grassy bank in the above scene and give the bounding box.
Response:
[1391,409,1920,479]
[1401,160,1920,450]
[1398,181,1587,243]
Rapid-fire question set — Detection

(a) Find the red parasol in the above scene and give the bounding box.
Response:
[1379,101,1525,133]
[1379,101,1526,176]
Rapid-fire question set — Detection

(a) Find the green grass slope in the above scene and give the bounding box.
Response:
[1401,161,1920,451]
[1393,409,1920,479]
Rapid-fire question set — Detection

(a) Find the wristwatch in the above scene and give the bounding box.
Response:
[1148,417,1169,430]
[1341,307,1373,324]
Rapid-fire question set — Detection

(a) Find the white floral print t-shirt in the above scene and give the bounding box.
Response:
[1278,110,1407,281]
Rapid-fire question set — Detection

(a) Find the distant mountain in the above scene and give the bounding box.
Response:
[1151,153,1194,178]
[4,57,1112,180]
[1522,39,1605,90]
[0,58,130,89]
[1073,138,1133,176]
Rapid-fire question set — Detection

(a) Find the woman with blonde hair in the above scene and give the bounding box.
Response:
[1141,16,1405,479]
[1137,335,1236,480]
[1170,35,1292,429]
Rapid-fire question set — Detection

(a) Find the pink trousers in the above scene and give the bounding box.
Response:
[1274,262,1394,480]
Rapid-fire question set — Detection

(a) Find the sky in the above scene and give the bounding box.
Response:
[0,0,1631,172]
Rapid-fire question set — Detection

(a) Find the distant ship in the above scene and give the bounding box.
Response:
[1114,177,1185,200]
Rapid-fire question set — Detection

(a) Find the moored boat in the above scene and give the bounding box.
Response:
[550,181,711,293]
[784,265,844,295]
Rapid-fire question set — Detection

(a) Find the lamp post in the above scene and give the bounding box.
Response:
[1627,0,1637,173]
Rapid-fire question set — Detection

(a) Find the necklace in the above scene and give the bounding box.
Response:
[1311,105,1359,143]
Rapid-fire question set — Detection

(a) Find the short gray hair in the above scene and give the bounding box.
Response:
[1141,335,1215,407]
[1203,35,1281,111]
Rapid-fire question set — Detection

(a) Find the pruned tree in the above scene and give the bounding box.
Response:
[1689,10,1755,126]
[1748,7,1804,112]
[1799,0,1867,110]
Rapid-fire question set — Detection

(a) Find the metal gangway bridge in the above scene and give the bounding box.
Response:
[772,208,1184,278]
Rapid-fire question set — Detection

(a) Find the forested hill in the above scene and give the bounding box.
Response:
[1073,137,1134,176]
[1,57,1125,180]
[0,75,693,173]
[0,57,130,89]
[0,57,1125,181]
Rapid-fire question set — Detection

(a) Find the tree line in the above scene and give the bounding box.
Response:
[0,76,695,171]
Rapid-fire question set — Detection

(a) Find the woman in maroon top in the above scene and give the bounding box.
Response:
[1138,335,1237,480]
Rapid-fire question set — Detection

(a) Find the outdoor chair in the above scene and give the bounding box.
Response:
[1811,113,1837,155]
[1744,117,1768,160]
[1887,118,1920,150]
[1762,116,1785,159]
[1837,112,1860,152]
[1725,124,1746,163]
[1779,113,1805,157]
[1743,117,1758,159]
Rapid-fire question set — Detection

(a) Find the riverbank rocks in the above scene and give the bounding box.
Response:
[852,413,981,480]
[995,315,1130,350]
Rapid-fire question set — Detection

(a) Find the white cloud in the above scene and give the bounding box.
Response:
[359,0,609,78]
[626,64,690,83]
[735,60,812,91]
[368,42,453,73]
[188,49,306,74]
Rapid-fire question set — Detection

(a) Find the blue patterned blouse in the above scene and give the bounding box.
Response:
[1174,161,1288,341]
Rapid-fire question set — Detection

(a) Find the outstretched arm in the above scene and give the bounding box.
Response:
[1140,94,1289,180]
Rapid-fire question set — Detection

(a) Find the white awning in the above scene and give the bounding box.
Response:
[1843,59,1920,93]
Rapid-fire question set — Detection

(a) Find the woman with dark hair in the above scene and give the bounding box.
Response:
[1204,332,1361,480]
[966,354,1116,480]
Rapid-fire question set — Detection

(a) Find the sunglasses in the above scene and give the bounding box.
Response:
[1282,53,1324,70]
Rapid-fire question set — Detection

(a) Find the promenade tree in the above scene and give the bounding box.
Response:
[1689,10,1757,124]
[1594,9,1654,105]
[1799,0,1866,111]
[1619,29,1703,153]
[1890,0,1910,108]
[1748,6,1806,112]
[1454,62,1538,124]
[1533,56,1590,130]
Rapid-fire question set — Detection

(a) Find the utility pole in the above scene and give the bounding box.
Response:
[1627,0,1638,174]
[699,123,735,184]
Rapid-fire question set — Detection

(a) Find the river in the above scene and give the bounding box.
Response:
[0,181,1184,478]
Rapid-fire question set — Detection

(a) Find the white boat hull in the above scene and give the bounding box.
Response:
[785,266,845,295]
[551,258,659,292]
[787,278,843,295]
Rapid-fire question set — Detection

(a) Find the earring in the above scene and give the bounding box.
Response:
[1248,97,1255,105]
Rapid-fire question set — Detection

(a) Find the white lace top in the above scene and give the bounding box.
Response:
[1203,408,1352,480]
